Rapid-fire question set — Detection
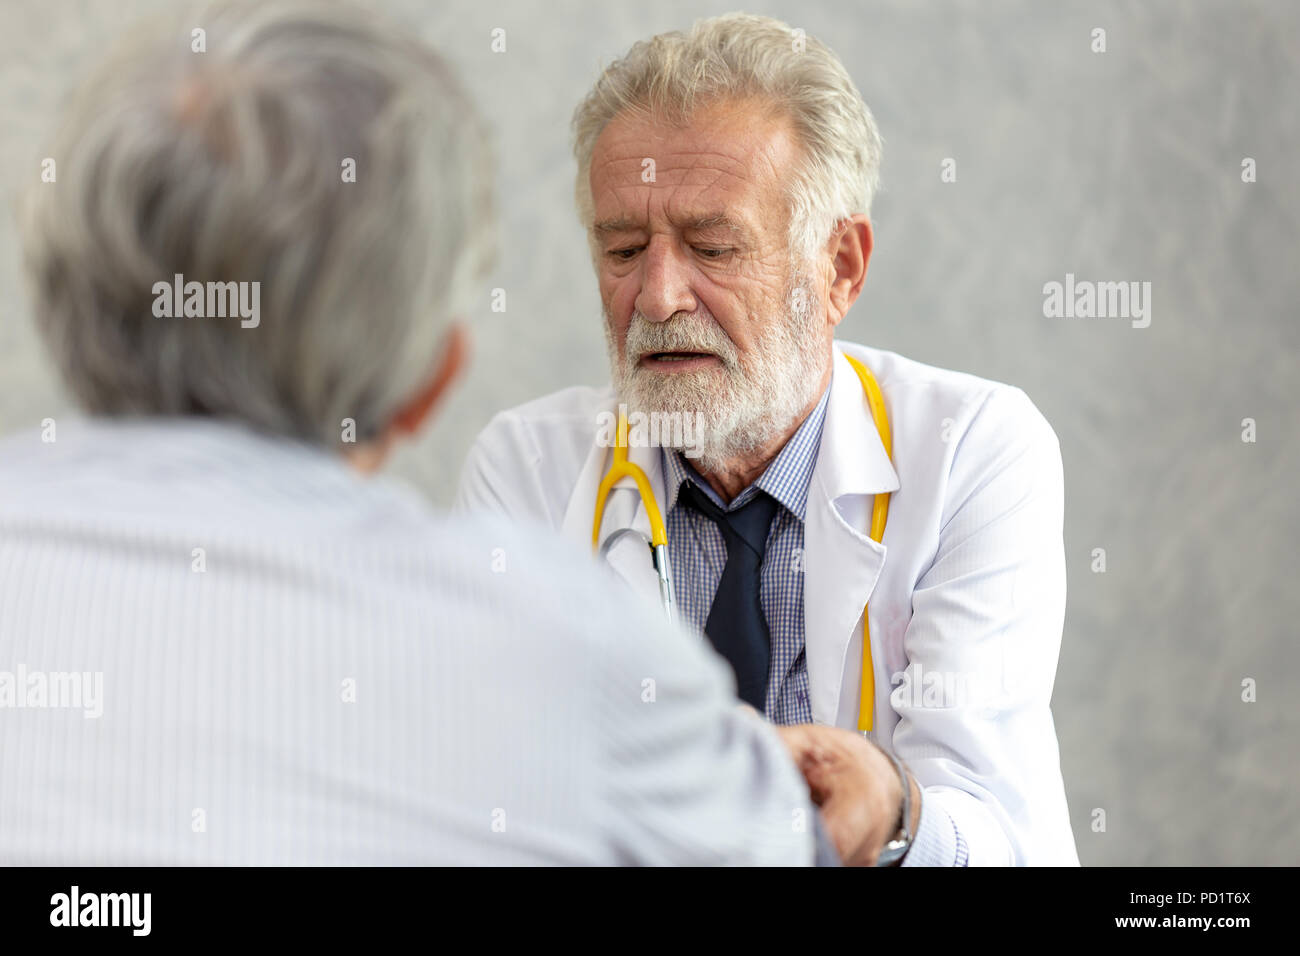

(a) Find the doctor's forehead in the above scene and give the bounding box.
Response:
[587,99,800,236]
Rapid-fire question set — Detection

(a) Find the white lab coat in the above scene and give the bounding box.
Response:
[456,341,1080,865]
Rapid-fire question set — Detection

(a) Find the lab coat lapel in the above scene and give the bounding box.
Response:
[559,414,665,607]
[803,348,900,726]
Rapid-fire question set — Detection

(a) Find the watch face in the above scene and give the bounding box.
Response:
[876,836,910,866]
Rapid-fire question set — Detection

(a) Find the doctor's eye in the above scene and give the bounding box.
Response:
[693,246,733,260]
[607,246,644,261]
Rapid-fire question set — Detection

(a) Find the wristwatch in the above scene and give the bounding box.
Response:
[875,750,914,866]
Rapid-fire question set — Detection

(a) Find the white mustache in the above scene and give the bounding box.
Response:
[624,312,738,367]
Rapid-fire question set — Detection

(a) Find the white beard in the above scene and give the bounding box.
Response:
[603,270,829,475]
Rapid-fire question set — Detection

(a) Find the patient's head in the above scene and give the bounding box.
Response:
[21,0,493,465]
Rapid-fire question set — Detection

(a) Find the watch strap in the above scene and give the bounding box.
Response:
[875,749,913,866]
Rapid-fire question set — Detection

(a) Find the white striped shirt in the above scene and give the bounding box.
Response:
[0,417,816,865]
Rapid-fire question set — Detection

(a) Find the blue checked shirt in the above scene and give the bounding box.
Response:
[661,387,970,867]
[660,386,830,726]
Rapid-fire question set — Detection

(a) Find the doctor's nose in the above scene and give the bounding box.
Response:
[634,238,698,323]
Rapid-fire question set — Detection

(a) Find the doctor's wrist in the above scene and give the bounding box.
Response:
[878,754,923,866]
[906,770,922,835]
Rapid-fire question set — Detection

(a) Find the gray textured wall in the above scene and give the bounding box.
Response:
[1,0,1296,865]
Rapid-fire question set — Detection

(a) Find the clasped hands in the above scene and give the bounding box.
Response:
[741,705,922,866]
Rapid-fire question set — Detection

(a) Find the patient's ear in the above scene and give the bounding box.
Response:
[347,323,469,474]
[390,322,470,436]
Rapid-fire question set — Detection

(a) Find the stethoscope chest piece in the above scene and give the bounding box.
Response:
[598,525,677,626]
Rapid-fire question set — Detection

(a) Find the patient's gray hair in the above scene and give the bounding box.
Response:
[571,12,882,263]
[21,0,493,447]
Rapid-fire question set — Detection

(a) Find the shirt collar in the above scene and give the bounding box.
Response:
[661,384,831,522]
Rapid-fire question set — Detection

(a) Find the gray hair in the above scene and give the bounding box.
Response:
[571,13,882,264]
[21,0,493,447]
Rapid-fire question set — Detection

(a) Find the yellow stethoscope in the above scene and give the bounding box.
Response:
[592,352,893,732]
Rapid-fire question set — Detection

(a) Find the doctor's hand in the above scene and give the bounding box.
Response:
[774,724,922,867]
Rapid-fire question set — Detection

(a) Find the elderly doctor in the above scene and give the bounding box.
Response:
[457,13,1078,867]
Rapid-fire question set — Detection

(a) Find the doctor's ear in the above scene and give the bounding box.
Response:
[824,215,873,325]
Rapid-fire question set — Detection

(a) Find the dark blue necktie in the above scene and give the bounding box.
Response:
[679,481,780,710]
